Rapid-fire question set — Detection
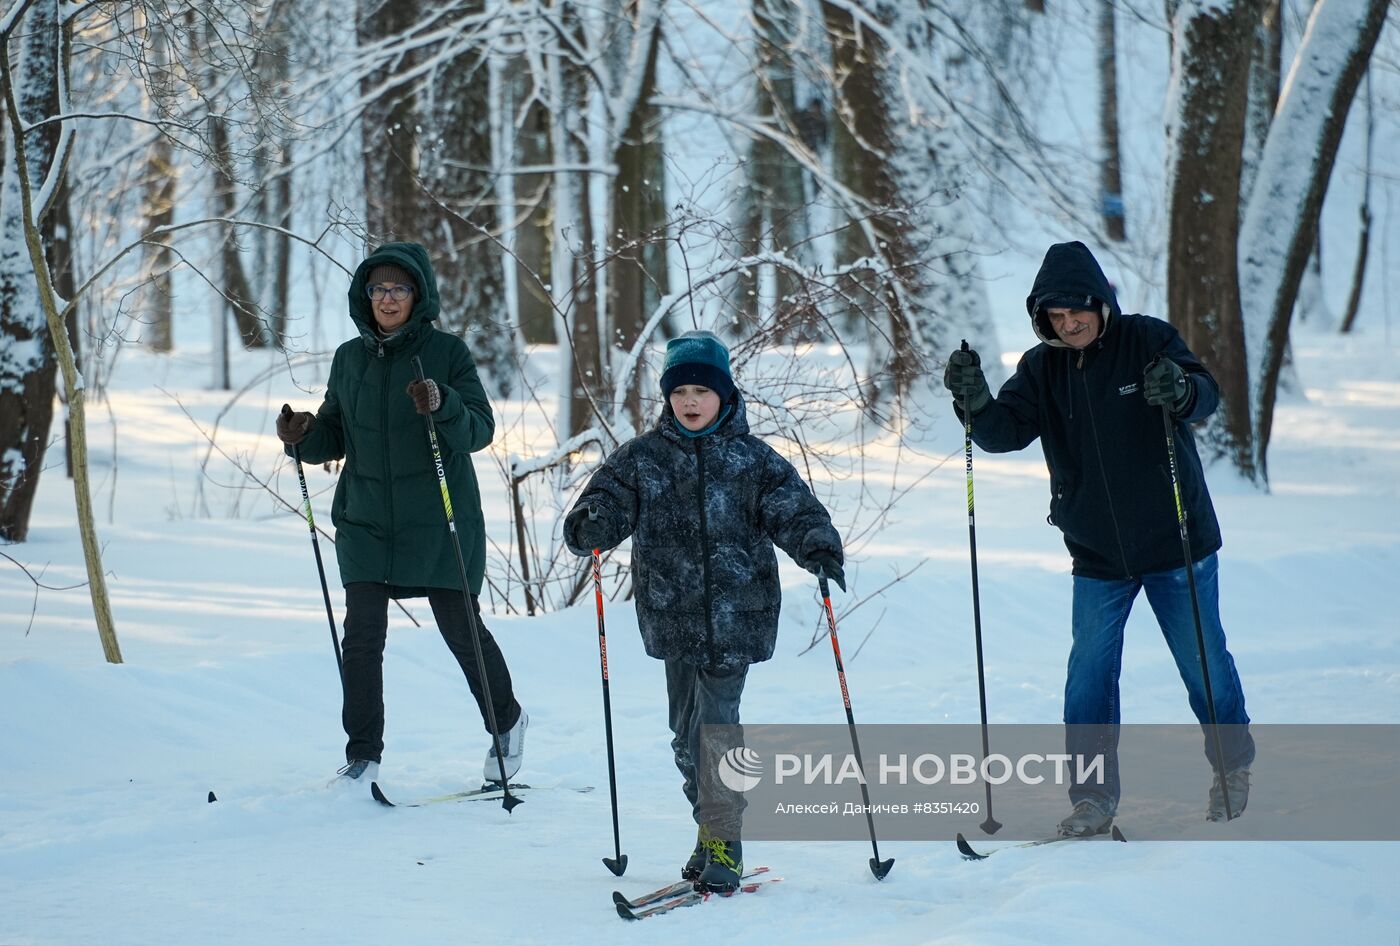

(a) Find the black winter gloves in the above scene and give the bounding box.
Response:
[407,379,442,415]
[1144,357,1192,414]
[944,348,991,415]
[568,503,610,554]
[277,407,314,446]
[806,551,846,593]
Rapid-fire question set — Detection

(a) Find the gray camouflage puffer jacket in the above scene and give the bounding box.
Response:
[564,396,842,670]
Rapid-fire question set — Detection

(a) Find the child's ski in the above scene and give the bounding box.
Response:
[612,866,770,910]
[615,875,780,921]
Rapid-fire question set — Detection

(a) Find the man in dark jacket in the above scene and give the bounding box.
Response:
[944,241,1254,835]
[563,330,844,892]
[277,242,526,790]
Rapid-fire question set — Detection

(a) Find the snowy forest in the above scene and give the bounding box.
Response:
[4,0,1394,634]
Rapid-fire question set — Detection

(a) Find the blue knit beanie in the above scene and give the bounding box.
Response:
[659,330,735,403]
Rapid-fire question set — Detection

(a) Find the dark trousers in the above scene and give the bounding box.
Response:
[341,582,521,764]
[665,657,748,839]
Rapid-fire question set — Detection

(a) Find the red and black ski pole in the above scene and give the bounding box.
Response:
[959,340,1002,835]
[819,576,894,880]
[282,404,344,688]
[411,356,521,813]
[1154,362,1234,819]
[592,540,628,876]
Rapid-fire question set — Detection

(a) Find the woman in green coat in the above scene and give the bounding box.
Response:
[277,242,526,788]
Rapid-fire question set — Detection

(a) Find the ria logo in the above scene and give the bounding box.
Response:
[717,746,764,792]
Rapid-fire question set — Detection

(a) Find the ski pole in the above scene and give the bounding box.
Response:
[819,576,894,880]
[282,404,344,687]
[410,357,521,813]
[592,538,628,876]
[959,340,1002,835]
[1154,365,1234,819]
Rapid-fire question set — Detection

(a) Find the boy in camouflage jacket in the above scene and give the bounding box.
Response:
[564,331,844,891]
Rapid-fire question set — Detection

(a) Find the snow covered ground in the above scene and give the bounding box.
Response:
[3,324,1398,945]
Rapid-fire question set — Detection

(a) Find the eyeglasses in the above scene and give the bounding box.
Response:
[1045,308,1092,323]
[367,284,413,302]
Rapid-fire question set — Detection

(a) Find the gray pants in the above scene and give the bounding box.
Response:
[665,657,748,838]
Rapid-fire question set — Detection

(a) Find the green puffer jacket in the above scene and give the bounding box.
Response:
[291,242,494,595]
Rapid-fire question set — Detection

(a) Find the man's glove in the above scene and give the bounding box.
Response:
[1144,357,1191,413]
[805,551,846,593]
[407,379,441,415]
[277,409,315,446]
[569,503,610,553]
[944,348,991,415]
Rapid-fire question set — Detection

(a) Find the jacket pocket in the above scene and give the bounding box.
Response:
[1048,477,1068,528]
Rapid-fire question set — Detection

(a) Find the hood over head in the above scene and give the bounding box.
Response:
[348,242,441,338]
[1025,241,1121,347]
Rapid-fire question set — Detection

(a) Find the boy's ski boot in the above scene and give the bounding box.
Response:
[681,827,708,881]
[696,833,742,892]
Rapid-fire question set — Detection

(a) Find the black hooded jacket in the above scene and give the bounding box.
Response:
[564,396,842,670]
[959,241,1222,579]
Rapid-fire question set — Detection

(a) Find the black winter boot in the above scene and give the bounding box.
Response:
[681,828,708,881]
[696,834,742,892]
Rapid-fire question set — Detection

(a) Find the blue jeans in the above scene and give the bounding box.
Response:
[1064,553,1254,814]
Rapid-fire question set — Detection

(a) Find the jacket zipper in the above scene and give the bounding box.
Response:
[1077,350,1132,578]
[695,439,716,659]
[381,345,395,582]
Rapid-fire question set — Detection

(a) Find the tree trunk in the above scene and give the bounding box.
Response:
[821,1,906,392]
[1239,0,1387,479]
[209,111,267,350]
[252,7,292,351]
[551,4,603,439]
[197,12,266,353]
[736,0,812,338]
[506,63,555,345]
[1098,0,1126,242]
[608,3,665,430]
[420,0,516,398]
[881,3,999,389]
[141,20,176,353]
[1239,0,1280,212]
[0,0,64,542]
[0,4,121,663]
[1339,71,1373,335]
[1164,0,1264,479]
[359,0,421,243]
